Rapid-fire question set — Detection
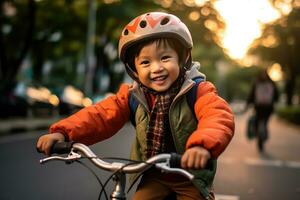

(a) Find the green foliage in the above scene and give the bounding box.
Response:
[222,66,261,102]
[1,0,228,96]
[249,6,300,104]
[276,106,300,125]
[33,1,87,58]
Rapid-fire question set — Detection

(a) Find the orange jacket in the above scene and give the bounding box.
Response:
[50,82,234,158]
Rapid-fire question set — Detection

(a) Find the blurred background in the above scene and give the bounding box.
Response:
[0,1,300,200]
[0,0,299,122]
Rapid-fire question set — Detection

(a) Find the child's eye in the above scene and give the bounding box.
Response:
[161,56,171,61]
[140,60,149,65]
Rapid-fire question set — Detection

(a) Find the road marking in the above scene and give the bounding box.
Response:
[219,157,300,169]
[215,194,240,200]
[244,158,284,167]
[285,161,300,168]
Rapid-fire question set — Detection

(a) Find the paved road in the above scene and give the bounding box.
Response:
[0,111,299,200]
[214,111,300,200]
[0,124,136,200]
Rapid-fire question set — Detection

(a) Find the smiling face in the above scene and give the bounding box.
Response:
[133,41,180,92]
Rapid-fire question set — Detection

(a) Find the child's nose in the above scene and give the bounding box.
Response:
[151,62,163,73]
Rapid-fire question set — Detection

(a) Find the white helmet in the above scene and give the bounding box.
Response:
[118,12,193,63]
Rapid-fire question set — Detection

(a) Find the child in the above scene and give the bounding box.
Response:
[37,12,234,200]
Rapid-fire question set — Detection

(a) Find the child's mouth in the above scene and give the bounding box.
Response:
[151,75,168,85]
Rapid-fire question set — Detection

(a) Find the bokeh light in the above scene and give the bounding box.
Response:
[268,63,283,81]
[214,0,281,60]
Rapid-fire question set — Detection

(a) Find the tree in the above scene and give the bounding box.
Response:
[249,6,300,105]
[1,0,227,96]
[0,0,36,92]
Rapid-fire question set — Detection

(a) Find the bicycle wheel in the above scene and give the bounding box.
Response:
[257,121,267,152]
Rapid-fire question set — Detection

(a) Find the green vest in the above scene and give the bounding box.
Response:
[129,64,217,199]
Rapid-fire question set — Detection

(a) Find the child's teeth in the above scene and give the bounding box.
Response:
[155,76,165,80]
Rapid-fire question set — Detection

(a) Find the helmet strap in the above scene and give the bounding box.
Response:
[182,52,192,71]
[125,63,139,81]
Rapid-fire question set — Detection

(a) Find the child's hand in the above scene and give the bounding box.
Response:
[181,146,211,169]
[36,132,65,156]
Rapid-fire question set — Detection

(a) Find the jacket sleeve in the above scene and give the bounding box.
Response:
[186,81,235,158]
[49,84,131,145]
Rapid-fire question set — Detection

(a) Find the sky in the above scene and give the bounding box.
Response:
[214,0,282,60]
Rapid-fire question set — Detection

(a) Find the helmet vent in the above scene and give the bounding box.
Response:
[139,20,147,28]
[160,17,170,25]
[124,29,129,35]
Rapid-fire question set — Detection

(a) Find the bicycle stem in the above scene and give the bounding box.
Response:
[111,172,126,200]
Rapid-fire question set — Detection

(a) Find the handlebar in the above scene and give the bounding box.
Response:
[39,142,194,180]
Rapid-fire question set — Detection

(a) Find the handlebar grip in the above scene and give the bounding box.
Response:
[50,142,74,154]
[170,153,182,168]
[36,147,43,153]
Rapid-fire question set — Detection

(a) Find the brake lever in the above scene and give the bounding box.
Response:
[40,151,81,164]
[155,163,194,180]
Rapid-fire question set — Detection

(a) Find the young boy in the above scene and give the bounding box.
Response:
[37,12,234,200]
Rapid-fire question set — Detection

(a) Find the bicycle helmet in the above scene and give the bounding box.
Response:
[118,12,193,76]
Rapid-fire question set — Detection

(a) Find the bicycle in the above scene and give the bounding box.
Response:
[39,142,194,200]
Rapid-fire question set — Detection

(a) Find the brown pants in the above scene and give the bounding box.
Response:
[132,170,213,200]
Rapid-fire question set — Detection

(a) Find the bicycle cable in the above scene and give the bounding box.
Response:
[70,155,157,199]
[125,160,156,193]
[99,158,157,194]
[98,161,140,200]
[76,155,147,200]
[75,160,109,200]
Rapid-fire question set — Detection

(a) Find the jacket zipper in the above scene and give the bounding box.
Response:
[132,79,196,152]
[168,81,195,153]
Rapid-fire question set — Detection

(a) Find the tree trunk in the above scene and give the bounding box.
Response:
[0,0,36,92]
[0,0,36,118]
[285,76,295,105]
